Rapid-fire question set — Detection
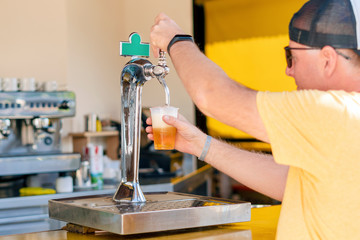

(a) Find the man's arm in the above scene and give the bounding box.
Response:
[150,13,288,201]
[151,13,269,142]
[147,115,288,201]
[206,137,288,201]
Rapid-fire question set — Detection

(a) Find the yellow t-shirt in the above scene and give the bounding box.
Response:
[257,90,360,240]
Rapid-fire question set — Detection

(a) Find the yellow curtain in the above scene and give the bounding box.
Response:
[203,0,307,139]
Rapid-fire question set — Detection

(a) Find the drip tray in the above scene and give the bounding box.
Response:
[49,192,251,235]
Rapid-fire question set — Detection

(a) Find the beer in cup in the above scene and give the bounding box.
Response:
[150,106,178,150]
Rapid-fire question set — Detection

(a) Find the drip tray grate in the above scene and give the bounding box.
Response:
[49,192,251,235]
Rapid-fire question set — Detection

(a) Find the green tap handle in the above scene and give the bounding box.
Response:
[120,32,150,57]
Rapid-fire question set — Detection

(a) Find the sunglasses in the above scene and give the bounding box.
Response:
[284,46,351,68]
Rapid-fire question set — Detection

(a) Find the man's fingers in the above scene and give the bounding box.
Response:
[154,12,167,23]
[146,117,152,125]
[147,133,154,141]
[145,126,153,133]
[163,115,187,131]
[151,46,160,58]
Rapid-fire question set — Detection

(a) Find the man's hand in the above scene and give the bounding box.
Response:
[146,114,207,158]
[150,13,186,58]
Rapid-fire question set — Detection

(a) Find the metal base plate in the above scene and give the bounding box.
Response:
[49,192,251,235]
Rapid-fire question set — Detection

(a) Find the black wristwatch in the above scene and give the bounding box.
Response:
[167,34,194,55]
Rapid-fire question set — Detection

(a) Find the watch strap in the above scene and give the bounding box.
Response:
[167,34,194,55]
[199,135,212,161]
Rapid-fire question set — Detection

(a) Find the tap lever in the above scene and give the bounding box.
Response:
[158,50,170,76]
[145,50,170,78]
[120,33,150,58]
[158,50,166,66]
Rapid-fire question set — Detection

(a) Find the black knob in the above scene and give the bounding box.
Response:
[59,100,70,110]
[44,136,53,145]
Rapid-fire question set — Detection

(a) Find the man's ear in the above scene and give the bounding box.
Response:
[320,46,338,77]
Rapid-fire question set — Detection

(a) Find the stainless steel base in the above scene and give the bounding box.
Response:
[0,153,81,176]
[49,192,251,235]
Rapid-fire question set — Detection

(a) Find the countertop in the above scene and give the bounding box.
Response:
[0,158,213,236]
[0,205,281,240]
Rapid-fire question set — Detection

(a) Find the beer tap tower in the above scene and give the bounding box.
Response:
[49,33,251,235]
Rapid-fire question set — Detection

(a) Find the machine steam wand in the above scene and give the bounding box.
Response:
[113,33,169,202]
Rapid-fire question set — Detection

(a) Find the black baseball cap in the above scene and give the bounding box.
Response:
[289,0,360,55]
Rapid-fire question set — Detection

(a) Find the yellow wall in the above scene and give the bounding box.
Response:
[203,0,307,139]
[204,0,307,43]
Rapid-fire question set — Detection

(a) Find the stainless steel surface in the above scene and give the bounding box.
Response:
[0,164,209,235]
[0,90,79,176]
[32,117,50,129]
[145,50,170,79]
[0,164,210,236]
[0,91,75,119]
[49,192,251,235]
[75,161,91,187]
[0,119,10,139]
[114,42,171,203]
[0,91,76,154]
[114,58,152,203]
[0,188,117,236]
[155,51,170,106]
[0,90,89,236]
[21,119,35,146]
[145,51,170,105]
[0,153,81,176]
[0,159,204,235]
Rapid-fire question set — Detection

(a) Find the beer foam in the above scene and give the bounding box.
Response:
[150,106,178,128]
[151,113,171,128]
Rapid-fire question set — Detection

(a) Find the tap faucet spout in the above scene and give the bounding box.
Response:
[144,50,171,106]
[144,50,170,79]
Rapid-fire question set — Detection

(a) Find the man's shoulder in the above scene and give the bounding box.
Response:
[258,89,360,116]
[261,89,360,102]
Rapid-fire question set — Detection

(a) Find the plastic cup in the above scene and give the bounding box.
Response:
[150,106,178,150]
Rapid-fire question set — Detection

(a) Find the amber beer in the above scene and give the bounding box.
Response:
[150,106,179,150]
[153,126,177,150]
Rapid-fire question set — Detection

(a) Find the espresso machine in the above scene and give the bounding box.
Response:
[48,33,250,235]
[0,90,80,190]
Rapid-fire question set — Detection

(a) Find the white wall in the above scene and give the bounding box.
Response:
[0,0,67,85]
[0,0,194,152]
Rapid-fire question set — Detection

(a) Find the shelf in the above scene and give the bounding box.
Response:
[69,131,119,138]
[69,131,119,160]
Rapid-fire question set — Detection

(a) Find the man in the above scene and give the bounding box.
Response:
[147,0,360,239]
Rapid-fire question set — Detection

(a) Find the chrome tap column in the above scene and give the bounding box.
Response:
[113,33,169,202]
